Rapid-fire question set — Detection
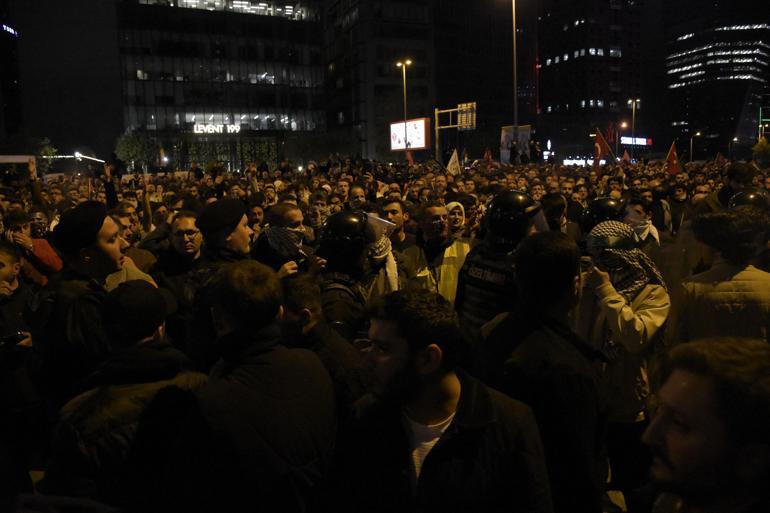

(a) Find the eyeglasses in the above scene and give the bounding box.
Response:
[173,229,200,239]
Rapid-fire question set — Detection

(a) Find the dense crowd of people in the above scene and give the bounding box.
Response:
[1,154,770,513]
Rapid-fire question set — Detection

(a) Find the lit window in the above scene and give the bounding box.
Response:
[589,99,595,107]
[574,50,580,58]
[580,49,586,56]
[564,53,569,61]
[574,20,579,26]
[597,99,604,107]
[546,58,552,66]
[609,47,622,58]
[581,100,586,108]
[555,56,560,63]
[563,24,568,31]
[597,48,604,56]
[547,105,552,112]
[589,48,597,56]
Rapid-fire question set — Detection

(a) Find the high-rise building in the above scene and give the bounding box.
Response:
[0,0,22,144]
[536,0,666,160]
[666,1,769,159]
[324,0,435,160]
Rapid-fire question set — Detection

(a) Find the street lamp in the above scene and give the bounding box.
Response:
[729,137,738,160]
[617,121,628,158]
[511,0,518,162]
[396,59,412,160]
[627,98,641,161]
[690,131,702,162]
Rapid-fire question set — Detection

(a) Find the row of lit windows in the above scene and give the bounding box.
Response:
[668,49,770,68]
[545,99,607,112]
[125,106,325,132]
[544,47,621,66]
[667,57,769,74]
[668,41,770,61]
[669,74,766,89]
[676,24,770,42]
[136,0,319,21]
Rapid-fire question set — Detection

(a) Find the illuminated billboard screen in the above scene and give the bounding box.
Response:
[390,118,431,151]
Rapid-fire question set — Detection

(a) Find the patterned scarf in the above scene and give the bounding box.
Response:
[588,220,666,303]
[265,226,304,259]
[368,236,399,293]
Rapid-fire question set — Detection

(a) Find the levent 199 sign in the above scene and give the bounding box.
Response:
[194,124,242,134]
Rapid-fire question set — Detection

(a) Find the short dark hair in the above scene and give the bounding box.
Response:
[281,274,322,315]
[368,289,461,371]
[658,338,770,448]
[627,196,653,214]
[541,193,567,218]
[265,202,301,227]
[692,211,758,266]
[172,210,198,224]
[515,232,579,307]
[417,199,446,221]
[0,240,21,264]
[208,261,281,333]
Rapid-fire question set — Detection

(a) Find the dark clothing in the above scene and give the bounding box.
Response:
[668,196,689,234]
[455,244,517,337]
[504,317,607,513]
[28,269,111,407]
[251,232,314,272]
[337,371,553,513]
[137,223,171,255]
[150,249,201,351]
[284,321,370,419]
[158,324,336,513]
[320,272,368,342]
[183,246,249,371]
[39,341,207,505]
[391,232,416,253]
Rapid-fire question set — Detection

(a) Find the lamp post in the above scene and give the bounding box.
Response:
[627,98,641,161]
[617,121,628,158]
[690,131,702,162]
[511,0,518,162]
[729,137,738,160]
[396,60,412,160]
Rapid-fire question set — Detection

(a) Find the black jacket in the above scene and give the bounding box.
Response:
[337,371,554,513]
[320,272,368,342]
[251,232,313,272]
[284,320,370,419]
[503,317,607,513]
[40,340,207,505]
[159,324,337,513]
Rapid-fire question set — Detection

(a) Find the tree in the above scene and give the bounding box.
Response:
[752,137,770,168]
[115,130,159,171]
[36,138,58,174]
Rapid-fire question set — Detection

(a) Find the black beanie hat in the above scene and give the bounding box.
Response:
[53,201,108,257]
[196,198,246,243]
[104,280,178,346]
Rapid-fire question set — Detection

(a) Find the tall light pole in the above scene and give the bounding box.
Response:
[690,131,701,162]
[617,121,628,158]
[627,98,641,161]
[730,137,738,160]
[511,0,518,162]
[396,60,412,160]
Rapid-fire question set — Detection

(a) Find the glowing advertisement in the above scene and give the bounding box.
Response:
[390,118,430,151]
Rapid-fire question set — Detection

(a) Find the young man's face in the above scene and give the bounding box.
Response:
[383,202,406,231]
[90,216,125,275]
[642,370,735,501]
[420,206,448,241]
[171,216,202,257]
[364,318,419,401]
[349,187,366,208]
[225,214,254,255]
[0,251,20,287]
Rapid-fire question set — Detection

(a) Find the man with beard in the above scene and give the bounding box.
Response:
[402,201,475,305]
[110,211,156,273]
[337,289,553,513]
[642,339,770,513]
[381,200,415,253]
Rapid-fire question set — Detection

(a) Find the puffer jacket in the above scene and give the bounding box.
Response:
[39,340,207,504]
[674,257,770,343]
[574,283,671,423]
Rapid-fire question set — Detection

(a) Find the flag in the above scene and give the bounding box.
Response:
[622,150,631,163]
[447,149,461,176]
[714,152,727,167]
[665,141,681,175]
[483,147,493,163]
[593,128,615,169]
[406,151,414,167]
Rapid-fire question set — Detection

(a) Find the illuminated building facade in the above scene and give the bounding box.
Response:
[666,1,769,158]
[0,0,21,143]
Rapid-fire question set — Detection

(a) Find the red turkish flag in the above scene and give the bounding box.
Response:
[665,141,680,175]
[483,147,493,163]
[622,150,631,163]
[593,128,614,169]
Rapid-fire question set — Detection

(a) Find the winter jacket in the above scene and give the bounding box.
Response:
[158,324,336,513]
[336,371,554,513]
[403,237,475,305]
[40,341,207,504]
[674,258,770,343]
[574,283,670,423]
